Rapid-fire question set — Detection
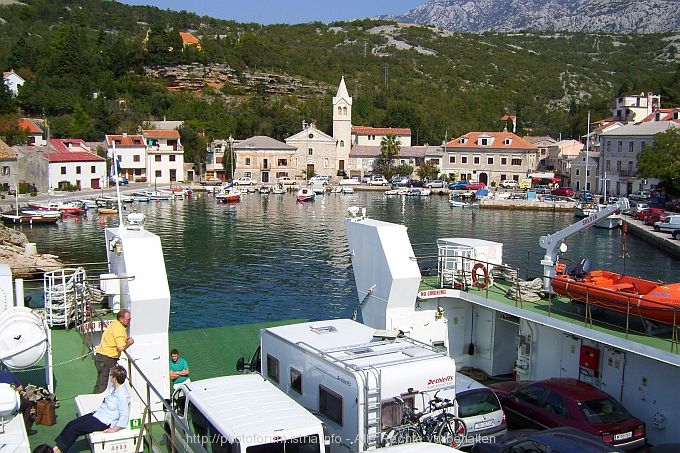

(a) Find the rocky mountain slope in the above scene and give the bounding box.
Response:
[384,0,680,33]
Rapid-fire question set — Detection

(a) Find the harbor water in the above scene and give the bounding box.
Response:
[16,190,680,331]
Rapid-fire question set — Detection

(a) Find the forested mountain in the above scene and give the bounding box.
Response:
[385,0,680,34]
[0,0,679,167]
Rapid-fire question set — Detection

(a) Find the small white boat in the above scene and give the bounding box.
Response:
[259,186,271,194]
[135,190,173,200]
[271,184,286,194]
[384,189,400,195]
[407,188,431,196]
[450,199,480,208]
[342,187,355,194]
[331,186,343,194]
[21,209,62,218]
[215,187,242,203]
[574,202,598,218]
[296,187,316,202]
[311,185,326,195]
[79,199,99,209]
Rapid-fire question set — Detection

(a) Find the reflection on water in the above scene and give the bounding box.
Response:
[15,191,680,331]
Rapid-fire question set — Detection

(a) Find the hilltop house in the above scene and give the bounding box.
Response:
[3,69,24,96]
[17,118,45,146]
[179,32,201,51]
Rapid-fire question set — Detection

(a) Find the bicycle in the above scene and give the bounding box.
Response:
[382,393,467,447]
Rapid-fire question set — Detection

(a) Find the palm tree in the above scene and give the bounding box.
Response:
[380,134,401,179]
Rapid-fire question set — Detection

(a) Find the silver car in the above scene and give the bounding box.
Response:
[455,373,507,448]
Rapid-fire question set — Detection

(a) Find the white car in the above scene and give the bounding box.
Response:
[500,179,518,189]
[425,180,446,189]
[654,215,680,233]
[339,177,360,186]
[234,177,256,185]
[277,176,296,185]
[367,177,389,186]
[455,372,507,448]
[308,175,330,186]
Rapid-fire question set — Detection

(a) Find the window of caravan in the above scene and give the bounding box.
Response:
[267,354,280,383]
[247,435,321,453]
[381,395,416,429]
[188,402,237,453]
[188,402,209,439]
[290,367,302,394]
[319,386,343,425]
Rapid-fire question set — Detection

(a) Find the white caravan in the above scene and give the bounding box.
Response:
[164,374,327,453]
[251,319,458,453]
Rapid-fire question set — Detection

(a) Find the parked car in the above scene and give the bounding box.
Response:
[532,185,552,194]
[109,176,129,185]
[471,427,626,453]
[499,180,518,189]
[391,176,410,187]
[489,378,646,451]
[277,176,296,185]
[425,180,446,189]
[308,175,330,186]
[407,179,424,188]
[634,207,665,222]
[629,190,651,201]
[233,177,256,185]
[465,182,486,190]
[367,177,389,186]
[626,202,650,216]
[644,213,667,226]
[199,177,222,186]
[455,373,507,449]
[653,215,680,233]
[576,190,594,202]
[551,187,575,197]
[448,180,470,190]
[673,229,680,240]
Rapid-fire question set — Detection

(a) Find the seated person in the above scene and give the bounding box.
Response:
[53,365,129,453]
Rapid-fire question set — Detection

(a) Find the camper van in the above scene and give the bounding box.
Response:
[164,374,327,453]
[240,319,459,453]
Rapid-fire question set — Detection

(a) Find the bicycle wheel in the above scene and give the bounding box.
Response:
[382,425,423,446]
[435,416,467,447]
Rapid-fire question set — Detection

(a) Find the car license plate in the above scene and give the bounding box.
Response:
[614,432,632,441]
[474,420,495,429]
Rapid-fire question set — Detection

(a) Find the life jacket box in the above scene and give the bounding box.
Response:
[0,383,20,420]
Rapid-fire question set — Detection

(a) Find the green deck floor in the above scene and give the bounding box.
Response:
[14,318,306,452]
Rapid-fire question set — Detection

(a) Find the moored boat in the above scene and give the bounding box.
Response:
[449,199,480,208]
[552,261,680,326]
[27,201,83,215]
[1,213,59,224]
[215,187,242,203]
[296,187,316,202]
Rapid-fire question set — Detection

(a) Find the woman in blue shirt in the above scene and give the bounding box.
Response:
[53,365,130,453]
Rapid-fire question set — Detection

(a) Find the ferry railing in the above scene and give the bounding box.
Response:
[417,250,680,354]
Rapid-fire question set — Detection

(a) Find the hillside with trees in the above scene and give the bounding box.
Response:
[0,0,679,169]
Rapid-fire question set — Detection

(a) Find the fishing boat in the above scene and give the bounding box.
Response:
[20,210,62,218]
[296,187,316,202]
[26,201,83,215]
[1,213,59,224]
[551,261,680,325]
[215,186,242,203]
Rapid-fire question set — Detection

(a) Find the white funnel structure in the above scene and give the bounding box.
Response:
[345,215,421,329]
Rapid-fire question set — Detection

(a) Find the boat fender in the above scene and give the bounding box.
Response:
[472,263,490,289]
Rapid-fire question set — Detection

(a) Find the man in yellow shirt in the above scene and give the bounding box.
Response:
[93,309,134,393]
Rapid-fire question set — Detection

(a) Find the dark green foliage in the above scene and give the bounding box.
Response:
[0,0,677,174]
[637,128,680,194]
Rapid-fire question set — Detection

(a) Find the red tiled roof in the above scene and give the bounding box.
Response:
[18,118,43,134]
[179,32,200,44]
[49,138,89,153]
[106,134,145,147]
[638,108,680,123]
[142,129,180,138]
[349,145,428,158]
[352,126,412,136]
[44,152,105,163]
[444,131,538,150]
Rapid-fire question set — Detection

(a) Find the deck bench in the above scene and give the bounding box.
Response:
[74,391,141,453]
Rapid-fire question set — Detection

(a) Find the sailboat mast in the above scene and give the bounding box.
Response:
[585,111,590,193]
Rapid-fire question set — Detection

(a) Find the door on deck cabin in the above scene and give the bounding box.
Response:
[560,335,581,379]
[600,347,625,400]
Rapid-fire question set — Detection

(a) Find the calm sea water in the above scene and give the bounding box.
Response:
[16,191,680,331]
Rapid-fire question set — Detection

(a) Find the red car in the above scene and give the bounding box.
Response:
[635,207,665,222]
[465,182,487,190]
[489,378,645,451]
[644,212,667,226]
[550,187,575,197]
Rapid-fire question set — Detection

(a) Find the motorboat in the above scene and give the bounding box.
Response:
[27,201,83,215]
[406,188,431,196]
[296,187,316,202]
[552,259,680,326]
[450,199,480,208]
[341,187,354,194]
[259,186,271,194]
[574,202,598,218]
[271,184,286,194]
[134,190,172,200]
[20,210,62,218]
[215,187,242,203]
[1,213,59,224]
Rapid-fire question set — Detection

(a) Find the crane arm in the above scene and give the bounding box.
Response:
[539,197,630,292]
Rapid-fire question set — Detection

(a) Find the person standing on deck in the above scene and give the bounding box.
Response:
[93,309,133,393]
[169,349,190,389]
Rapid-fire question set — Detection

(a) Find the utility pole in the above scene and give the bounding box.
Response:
[384,63,389,90]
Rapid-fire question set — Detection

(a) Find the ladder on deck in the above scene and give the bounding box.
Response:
[361,367,382,450]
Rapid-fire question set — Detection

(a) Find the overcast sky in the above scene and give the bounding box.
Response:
[118,0,426,25]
